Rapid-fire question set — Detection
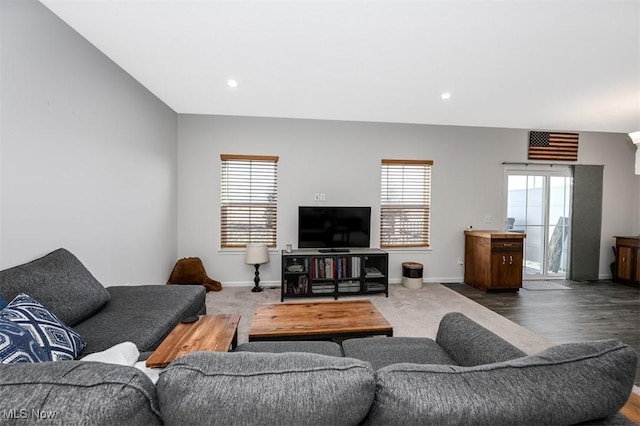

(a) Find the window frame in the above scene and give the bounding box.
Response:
[220,154,279,249]
[380,159,433,249]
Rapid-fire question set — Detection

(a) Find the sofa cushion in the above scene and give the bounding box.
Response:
[0,317,52,363]
[0,294,85,361]
[365,339,637,425]
[157,351,376,426]
[0,249,110,327]
[236,340,344,357]
[0,361,162,425]
[436,312,527,366]
[74,284,205,356]
[342,337,455,370]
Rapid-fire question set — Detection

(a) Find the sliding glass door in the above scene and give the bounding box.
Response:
[504,167,572,278]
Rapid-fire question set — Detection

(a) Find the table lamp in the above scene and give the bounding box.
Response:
[244,243,270,292]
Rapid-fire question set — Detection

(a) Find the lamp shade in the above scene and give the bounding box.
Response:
[244,244,270,265]
[629,131,640,175]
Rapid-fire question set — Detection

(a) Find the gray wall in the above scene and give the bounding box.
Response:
[177,115,638,286]
[2,0,637,287]
[1,0,178,285]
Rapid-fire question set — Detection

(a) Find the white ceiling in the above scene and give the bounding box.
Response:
[39,0,640,133]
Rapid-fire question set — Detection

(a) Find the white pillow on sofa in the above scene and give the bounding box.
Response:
[81,341,139,365]
[80,341,160,384]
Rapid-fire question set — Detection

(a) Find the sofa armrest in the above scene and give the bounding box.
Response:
[0,361,161,425]
[366,339,637,426]
[435,312,526,366]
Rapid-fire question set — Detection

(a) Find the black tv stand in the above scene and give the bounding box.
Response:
[318,248,350,253]
[281,248,388,301]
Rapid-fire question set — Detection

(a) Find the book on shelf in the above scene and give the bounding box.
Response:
[336,257,360,279]
[366,282,386,291]
[338,280,361,293]
[311,257,335,279]
[310,256,363,280]
[365,266,383,277]
[286,264,305,273]
[297,276,308,294]
[287,276,309,295]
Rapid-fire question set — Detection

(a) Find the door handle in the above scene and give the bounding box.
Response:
[502,255,506,264]
[509,255,513,265]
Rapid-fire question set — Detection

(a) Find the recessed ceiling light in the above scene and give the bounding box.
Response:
[440,92,452,100]
[227,79,239,88]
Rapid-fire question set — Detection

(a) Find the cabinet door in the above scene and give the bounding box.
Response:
[505,250,524,287]
[491,250,522,288]
[617,246,634,281]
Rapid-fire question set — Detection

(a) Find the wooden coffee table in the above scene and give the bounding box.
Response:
[248,300,393,342]
[146,314,240,368]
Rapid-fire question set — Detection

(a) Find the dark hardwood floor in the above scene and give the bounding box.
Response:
[443,280,640,386]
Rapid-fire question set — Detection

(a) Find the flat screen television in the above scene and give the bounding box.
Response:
[298,206,371,251]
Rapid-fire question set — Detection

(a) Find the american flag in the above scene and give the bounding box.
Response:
[528,131,579,161]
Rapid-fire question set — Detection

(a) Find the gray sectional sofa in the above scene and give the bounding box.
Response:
[234,313,637,426]
[0,248,206,358]
[0,249,637,425]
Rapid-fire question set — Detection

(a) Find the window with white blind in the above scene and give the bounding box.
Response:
[220,154,278,248]
[380,159,432,248]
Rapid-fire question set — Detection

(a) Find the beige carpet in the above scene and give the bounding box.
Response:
[206,283,553,355]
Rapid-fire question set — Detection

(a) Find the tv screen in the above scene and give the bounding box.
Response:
[298,206,371,249]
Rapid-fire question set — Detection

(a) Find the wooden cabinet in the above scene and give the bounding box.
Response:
[281,249,388,302]
[614,236,640,286]
[464,230,526,291]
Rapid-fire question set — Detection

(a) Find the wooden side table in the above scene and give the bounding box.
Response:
[146,314,240,368]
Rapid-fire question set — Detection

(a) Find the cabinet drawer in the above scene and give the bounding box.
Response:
[491,240,523,251]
